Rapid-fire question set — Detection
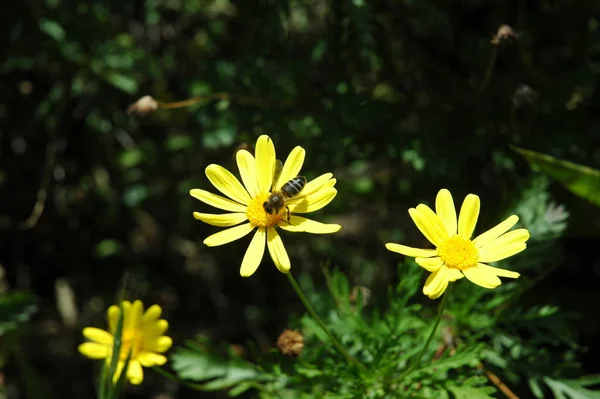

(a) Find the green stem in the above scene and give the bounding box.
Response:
[286,272,362,369]
[399,287,451,380]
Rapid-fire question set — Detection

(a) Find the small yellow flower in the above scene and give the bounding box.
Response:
[191,135,340,277]
[386,189,530,299]
[78,300,173,385]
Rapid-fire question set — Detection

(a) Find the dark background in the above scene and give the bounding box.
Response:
[1,0,600,397]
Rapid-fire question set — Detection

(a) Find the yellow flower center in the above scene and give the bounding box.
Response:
[437,236,479,270]
[246,193,285,228]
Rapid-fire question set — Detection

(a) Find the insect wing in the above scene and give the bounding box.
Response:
[272,159,284,190]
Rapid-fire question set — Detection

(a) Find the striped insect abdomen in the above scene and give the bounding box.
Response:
[281,176,307,198]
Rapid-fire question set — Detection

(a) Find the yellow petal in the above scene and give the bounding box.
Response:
[138,352,168,367]
[422,268,449,299]
[82,327,113,345]
[463,265,501,289]
[385,243,437,258]
[112,361,126,384]
[149,320,169,337]
[78,342,110,359]
[289,188,337,213]
[446,267,464,282]
[109,301,131,334]
[416,204,450,242]
[240,227,266,277]
[408,207,446,247]
[279,215,341,234]
[126,300,144,331]
[146,336,173,352]
[190,189,247,213]
[142,305,162,324]
[193,212,247,227]
[107,305,120,334]
[482,228,530,248]
[126,360,144,385]
[415,257,444,272]
[478,263,520,279]
[267,227,291,272]
[274,146,305,190]
[236,149,259,197]
[255,135,276,193]
[206,164,251,205]
[478,242,527,263]
[458,194,480,239]
[472,215,520,248]
[435,189,457,236]
[301,173,334,196]
[203,223,255,247]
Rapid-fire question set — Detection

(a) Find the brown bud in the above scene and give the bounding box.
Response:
[276,329,304,357]
[127,95,159,116]
[491,24,518,46]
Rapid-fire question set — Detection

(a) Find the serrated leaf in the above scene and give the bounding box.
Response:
[544,377,600,399]
[512,146,600,207]
[446,384,496,399]
[171,343,266,391]
[529,378,546,399]
[295,364,323,378]
[0,292,37,336]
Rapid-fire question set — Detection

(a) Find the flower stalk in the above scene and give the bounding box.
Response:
[399,287,451,380]
[286,272,362,369]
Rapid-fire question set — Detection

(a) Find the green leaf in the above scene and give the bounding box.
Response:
[104,72,138,94]
[166,135,193,151]
[118,149,143,168]
[171,339,268,392]
[0,292,37,336]
[528,378,546,399]
[123,185,148,207]
[512,146,600,207]
[95,239,122,258]
[446,384,496,399]
[544,377,600,399]
[39,19,66,41]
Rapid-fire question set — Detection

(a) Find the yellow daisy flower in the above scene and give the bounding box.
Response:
[190,135,340,277]
[78,300,173,385]
[385,189,530,299]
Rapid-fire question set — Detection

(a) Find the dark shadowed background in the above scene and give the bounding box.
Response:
[1,0,600,397]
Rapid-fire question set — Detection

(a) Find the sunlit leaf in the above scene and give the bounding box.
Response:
[544,376,600,399]
[171,339,269,392]
[446,384,496,399]
[512,146,600,207]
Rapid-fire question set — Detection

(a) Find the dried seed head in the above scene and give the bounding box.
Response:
[128,95,159,116]
[491,24,518,46]
[276,329,304,356]
[512,84,538,108]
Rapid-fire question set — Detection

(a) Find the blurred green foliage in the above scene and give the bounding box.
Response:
[1,0,600,397]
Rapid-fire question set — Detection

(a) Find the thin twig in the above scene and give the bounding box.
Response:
[478,363,520,399]
[17,141,56,230]
[478,47,498,94]
[157,93,293,109]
